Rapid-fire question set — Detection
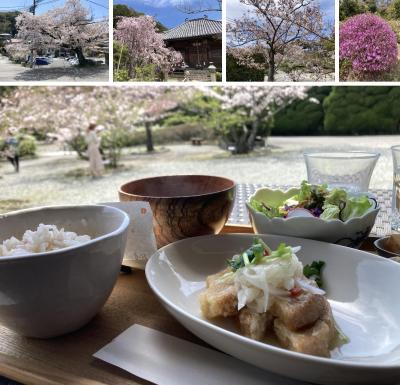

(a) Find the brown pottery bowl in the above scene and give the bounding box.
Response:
[119,175,236,248]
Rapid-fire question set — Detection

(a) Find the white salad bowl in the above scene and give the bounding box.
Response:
[146,233,400,385]
[246,187,380,248]
[0,205,129,338]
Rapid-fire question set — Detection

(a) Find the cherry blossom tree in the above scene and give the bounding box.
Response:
[114,16,183,80]
[228,0,331,81]
[15,0,108,66]
[199,85,311,153]
[0,87,194,164]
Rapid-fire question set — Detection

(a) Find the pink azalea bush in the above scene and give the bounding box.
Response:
[340,14,398,73]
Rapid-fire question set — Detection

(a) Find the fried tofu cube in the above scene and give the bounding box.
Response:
[238,307,274,340]
[270,292,326,331]
[273,298,336,357]
[200,268,238,319]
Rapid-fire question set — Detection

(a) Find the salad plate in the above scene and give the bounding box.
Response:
[247,182,380,248]
[146,233,400,385]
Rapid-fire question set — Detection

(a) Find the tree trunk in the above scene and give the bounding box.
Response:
[246,120,259,151]
[267,51,275,82]
[234,126,251,154]
[75,47,87,66]
[145,122,154,152]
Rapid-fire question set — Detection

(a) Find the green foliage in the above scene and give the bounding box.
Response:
[134,64,157,81]
[113,4,167,31]
[365,0,377,13]
[0,11,19,35]
[101,128,131,168]
[339,0,366,20]
[227,54,265,82]
[0,134,37,157]
[69,134,87,159]
[114,69,130,81]
[274,87,332,135]
[113,40,130,80]
[388,0,400,19]
[18,135,37,157]
[323,87,400,134]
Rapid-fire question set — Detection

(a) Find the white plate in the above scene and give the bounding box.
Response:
[146,234,400,385]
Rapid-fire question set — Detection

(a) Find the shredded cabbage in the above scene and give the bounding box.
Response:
[234,244,304,313]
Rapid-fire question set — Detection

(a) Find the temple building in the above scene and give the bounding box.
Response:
[163,17,222,71]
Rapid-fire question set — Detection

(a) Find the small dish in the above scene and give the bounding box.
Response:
[374,235,400,258]
[246,187,380,248]
[146,233,400,385]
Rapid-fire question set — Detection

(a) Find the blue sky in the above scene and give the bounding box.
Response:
[0,0,108,20]
[227,0,334,25]
[115,0,221,29]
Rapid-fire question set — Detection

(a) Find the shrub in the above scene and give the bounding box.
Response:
[340,14,398,74]
[134,64,157,81]
[114,69,130,81]
[323,86,400,135]
[18,135,37,157]
[389,0,400,19]
[339,0,366,21]
[0,135,37,157]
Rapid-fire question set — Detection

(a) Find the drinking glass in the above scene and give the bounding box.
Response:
[304,152,380,193]
[391,145,400,231]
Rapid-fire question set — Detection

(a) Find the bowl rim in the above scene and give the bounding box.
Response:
[119,174,236,199]
[246,186,380,225]
[0,204,130,262]
[374,236,400,258]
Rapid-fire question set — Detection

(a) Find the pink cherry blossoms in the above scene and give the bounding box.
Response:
[114,16,183,78]
[340,13,398,73]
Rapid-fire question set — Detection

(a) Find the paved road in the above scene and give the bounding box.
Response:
[0,54,26,81]
[0,55,109,82]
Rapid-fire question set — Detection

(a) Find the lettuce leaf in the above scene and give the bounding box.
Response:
[249,197,282,219]
[324,188,347,206]
[296,180,312,201]
[340,196,372,221]
[320,204,340,220]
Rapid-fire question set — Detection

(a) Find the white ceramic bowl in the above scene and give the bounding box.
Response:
[0,205,129,338]
[146,233,400,385]
[246,187,380,248]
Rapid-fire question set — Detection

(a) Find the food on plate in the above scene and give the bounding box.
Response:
[199,238,348,357]
[250,180,374,221]
[0,224,91,257]
[386,234,400,254]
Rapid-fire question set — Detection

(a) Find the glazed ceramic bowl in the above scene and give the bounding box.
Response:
[0,205,129,338]
[119,175,236,248]
[246,187,380,248]
[146,233,400,385]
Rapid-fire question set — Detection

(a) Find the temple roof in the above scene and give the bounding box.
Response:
[163,18,222,41]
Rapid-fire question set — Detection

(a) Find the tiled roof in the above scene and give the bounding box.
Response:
[163,18,222,40]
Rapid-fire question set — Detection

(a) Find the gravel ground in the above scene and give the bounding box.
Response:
[0,56,109,82]
[0,136,397,212]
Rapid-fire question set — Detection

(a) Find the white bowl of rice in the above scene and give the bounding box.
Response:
[0,205,129,338]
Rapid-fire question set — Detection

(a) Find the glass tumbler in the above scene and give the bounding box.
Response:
[392,145,400,231]
[304,152,380,193]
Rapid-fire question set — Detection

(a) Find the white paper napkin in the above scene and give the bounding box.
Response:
[102,202,157,269]
[94,324,308,385]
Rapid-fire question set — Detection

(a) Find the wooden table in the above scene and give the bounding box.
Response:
[0,227,383,385]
